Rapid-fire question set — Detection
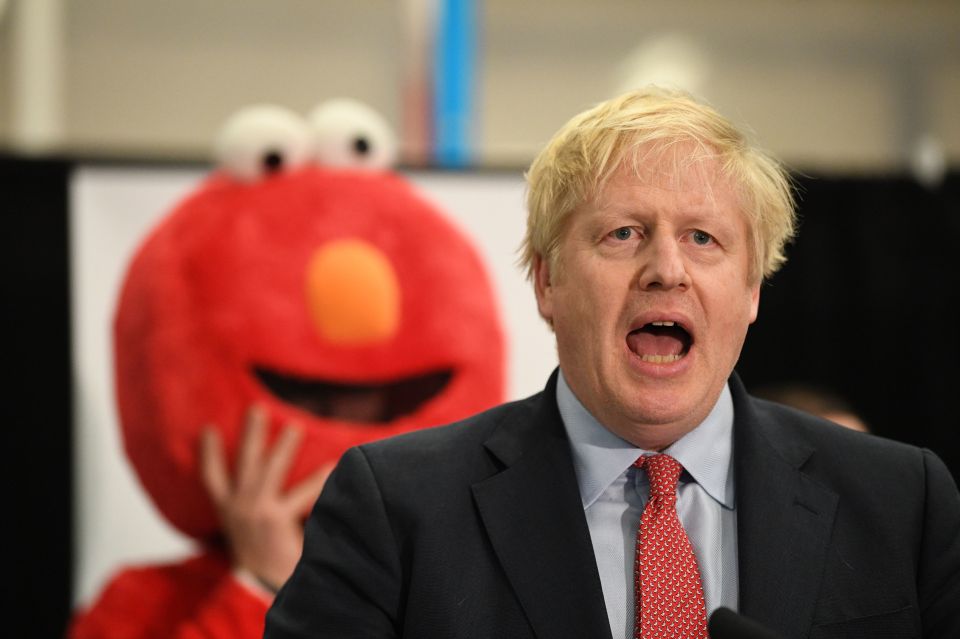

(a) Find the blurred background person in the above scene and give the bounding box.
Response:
[753,383,869,433]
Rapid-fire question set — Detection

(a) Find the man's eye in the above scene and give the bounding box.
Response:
[692,230,713,245]
[611,227,633,241]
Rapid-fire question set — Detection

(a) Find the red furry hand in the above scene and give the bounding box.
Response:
[201,405,332,594]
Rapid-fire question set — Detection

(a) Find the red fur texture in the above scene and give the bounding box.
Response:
[113,166,506,540]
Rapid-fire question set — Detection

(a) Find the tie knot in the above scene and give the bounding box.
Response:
[635,453,682,498]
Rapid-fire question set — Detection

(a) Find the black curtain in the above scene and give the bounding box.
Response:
[1,155,74,637]
[738,171,960,482]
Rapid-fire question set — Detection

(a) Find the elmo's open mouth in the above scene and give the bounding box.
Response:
[253,366,452,424]
[626,321,692,363]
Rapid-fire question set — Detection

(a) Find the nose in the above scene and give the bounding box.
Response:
[305,239,400,345]
[636,235,690,291]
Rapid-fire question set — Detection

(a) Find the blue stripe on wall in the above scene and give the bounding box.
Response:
[434,0,476,167]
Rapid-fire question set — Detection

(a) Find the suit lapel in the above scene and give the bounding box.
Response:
[471,372,612,639]
[731,375,838,639]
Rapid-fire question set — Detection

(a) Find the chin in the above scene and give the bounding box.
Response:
[615,378,702,427]
[628,403,692,430]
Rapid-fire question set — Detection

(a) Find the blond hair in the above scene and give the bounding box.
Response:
[521,87,795,284]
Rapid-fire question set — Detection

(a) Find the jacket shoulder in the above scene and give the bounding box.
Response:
[749,395,935,487]
[355,391,546,476]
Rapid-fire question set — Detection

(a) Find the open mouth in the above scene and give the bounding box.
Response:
[627,321,692,363]
[253,366,453,423]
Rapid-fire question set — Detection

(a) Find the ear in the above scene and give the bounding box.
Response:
[533,255,555,324]
[748,281,761,324]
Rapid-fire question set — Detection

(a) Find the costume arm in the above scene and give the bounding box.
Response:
[264,446,402,638]
[170,576,271,639]
[918,449,960,638]
[69,564,270,639]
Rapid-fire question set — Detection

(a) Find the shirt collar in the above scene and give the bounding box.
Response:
[557,369,735,510]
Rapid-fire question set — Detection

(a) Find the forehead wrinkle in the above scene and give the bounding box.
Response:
[594,155,732,221]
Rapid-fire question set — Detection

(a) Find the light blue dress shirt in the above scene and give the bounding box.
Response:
[556,371,738,639]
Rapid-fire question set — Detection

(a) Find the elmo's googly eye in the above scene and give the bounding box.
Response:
[309,98,397,170]
[215,105,311,181]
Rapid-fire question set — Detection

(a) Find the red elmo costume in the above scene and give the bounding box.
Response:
[70,101,505,638]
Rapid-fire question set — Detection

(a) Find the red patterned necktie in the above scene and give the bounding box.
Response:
[633,454,708,639]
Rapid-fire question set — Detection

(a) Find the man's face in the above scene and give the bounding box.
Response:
[535,151,760,449]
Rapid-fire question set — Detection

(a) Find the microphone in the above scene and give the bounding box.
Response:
[708,607,786,639]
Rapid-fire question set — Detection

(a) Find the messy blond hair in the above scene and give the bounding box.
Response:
[521,87,795,284]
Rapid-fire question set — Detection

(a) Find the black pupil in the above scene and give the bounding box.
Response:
[263,150,284,172]
[353,136,370,156]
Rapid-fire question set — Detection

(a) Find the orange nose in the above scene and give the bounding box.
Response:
[305,239,400,345]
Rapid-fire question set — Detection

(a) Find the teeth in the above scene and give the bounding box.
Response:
[650,321,675,327]
[640,354,684,363]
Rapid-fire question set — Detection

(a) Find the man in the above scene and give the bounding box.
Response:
[264,88,960,638]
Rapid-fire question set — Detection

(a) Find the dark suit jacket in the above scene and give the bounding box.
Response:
[264,371,960,638]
